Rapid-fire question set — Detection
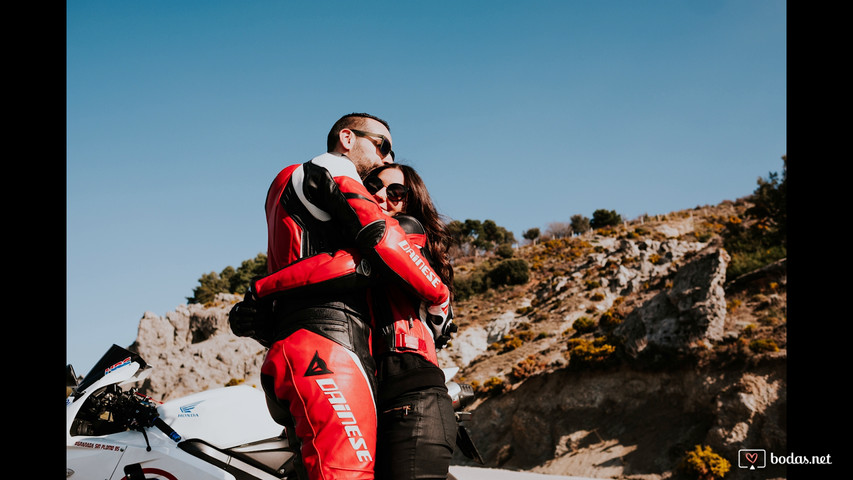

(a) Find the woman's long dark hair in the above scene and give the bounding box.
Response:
[367,164,454,293]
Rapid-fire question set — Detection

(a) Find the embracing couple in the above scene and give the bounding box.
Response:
[230,113,460,480]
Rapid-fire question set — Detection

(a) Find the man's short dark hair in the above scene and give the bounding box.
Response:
[327,113,390,152]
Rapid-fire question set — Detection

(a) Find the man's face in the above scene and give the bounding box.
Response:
[348,119,394,177]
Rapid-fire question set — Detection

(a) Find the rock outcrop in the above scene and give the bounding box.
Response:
[463,357,786,480]
[130,293,266,401]
[613,244,730,364]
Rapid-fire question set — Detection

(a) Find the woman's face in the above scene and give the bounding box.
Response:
[371,168,407,215]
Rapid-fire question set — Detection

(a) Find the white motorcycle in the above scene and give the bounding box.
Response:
[66,344,481,480]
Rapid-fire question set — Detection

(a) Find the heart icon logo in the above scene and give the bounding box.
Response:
[745,452,758,464]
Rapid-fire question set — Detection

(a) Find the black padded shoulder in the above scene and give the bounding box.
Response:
[394,214,425,235]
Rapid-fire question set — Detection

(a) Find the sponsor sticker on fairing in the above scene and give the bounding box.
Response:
[105,357,132,375]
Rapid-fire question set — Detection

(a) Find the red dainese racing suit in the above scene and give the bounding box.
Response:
[256,153,450,480]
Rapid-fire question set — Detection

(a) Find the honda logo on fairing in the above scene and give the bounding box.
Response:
[178,400,202,417]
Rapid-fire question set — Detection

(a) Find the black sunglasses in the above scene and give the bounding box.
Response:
[364,175,410,202]
[350,129,393,158]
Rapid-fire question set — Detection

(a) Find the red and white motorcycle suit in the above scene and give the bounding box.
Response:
[256,153,450,480]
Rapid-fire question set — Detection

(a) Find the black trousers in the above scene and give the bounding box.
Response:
[375,386,457,480]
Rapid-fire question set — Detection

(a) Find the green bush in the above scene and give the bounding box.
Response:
[456,258,530,300]
[599,310,623,329]
[679,445,731,480]
[488,259,530,286]
[510,355,546,381]
[189,271,231,305]
[590,209,622,229]
[573,316,596,334]
[722,156,786,281]
[495,243,515,258]
[481,376,507,395]
[748,338,779,353]
[228,254,269,294]
[454,269,489,301]
[448,218,516,256]
[565,337,616,367]
[570,214,590,234]
[727,244,786,279]
[488,329,536,353]
[500,336,523,352]
[747,155,786,246]
[523,228,540,244]
[188,253,268,304]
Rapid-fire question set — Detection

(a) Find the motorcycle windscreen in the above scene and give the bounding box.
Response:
[75,344,148,394]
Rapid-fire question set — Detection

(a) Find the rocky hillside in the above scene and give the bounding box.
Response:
[127,198,787,480]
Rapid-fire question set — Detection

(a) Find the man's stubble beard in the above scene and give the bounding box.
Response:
[349,147,378,179]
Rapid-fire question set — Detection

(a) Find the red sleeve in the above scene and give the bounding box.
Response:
[336,180,448,305]
[255,215,441,315]
[300,159,450,307]
[254,248,367,298]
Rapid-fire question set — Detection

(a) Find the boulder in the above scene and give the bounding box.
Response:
[130,293,267,401]
[614,245,730,363]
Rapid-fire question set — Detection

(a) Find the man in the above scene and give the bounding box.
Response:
[233,113,453,480]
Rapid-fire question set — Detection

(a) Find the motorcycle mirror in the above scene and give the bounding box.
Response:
[66,364,79,388]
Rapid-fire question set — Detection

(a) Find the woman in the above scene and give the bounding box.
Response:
[363,164,457,480]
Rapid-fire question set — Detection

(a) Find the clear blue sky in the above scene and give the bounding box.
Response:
[67,1,786,372]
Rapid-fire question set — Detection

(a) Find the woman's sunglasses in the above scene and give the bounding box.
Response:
[350,129,393,158]
[364,175,410,203]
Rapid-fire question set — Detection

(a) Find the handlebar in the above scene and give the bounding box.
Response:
[75,384,183,444]
[125,391,182,443]
[152,417,182,442]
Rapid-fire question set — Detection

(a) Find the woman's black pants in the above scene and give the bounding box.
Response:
[375,386,457,480]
